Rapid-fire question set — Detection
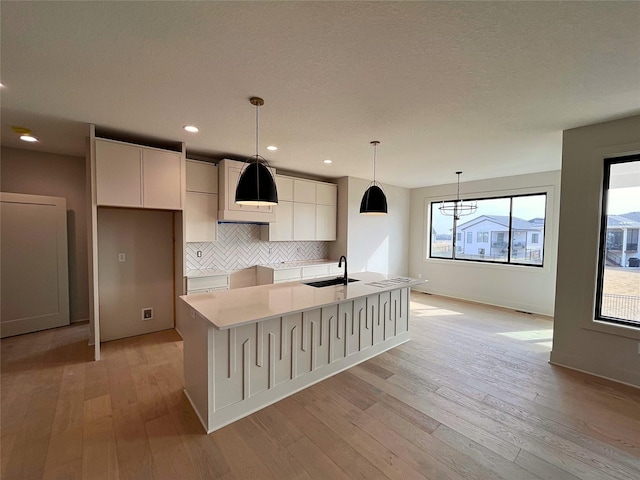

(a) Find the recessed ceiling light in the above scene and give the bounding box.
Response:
[12,126,39,143]
[0,82,4,87]
[266,145,278,151]
[183,125,199,133]
[323,159,333,164]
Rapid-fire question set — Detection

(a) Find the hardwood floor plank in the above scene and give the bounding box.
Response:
[2,295,639,480]
[145,413,198,480]
[273,396,388,479]
[287,436,351,480]
[284,395,429,480]
[231,416,312,479]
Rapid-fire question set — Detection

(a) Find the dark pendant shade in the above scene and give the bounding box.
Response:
[360,184,388,215]
[235,160,278,206]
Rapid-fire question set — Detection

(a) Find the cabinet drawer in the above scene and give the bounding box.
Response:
[273,268,302,282]
[301,265,330,279]
[187,275,229,291]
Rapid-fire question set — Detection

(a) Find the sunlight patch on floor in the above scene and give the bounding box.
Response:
[497,329,553,341]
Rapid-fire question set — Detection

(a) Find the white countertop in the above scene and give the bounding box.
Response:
[257,259,339,270]
[180,272,424,330]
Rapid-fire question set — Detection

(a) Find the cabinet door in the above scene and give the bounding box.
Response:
[271,200,293,241]
[293,202,316,241]
[293,179,316,204]
[227,164,274,213]
[315,204,336,241]
[275,175,294,201]
[185,192,218,242]
[95,140,142,207]
[186,160,218,194]
[316,183,337,205]
[143,149,182,210]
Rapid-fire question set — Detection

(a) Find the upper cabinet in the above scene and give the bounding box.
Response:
[218,159,276,222]
[262,175,337,241]
[186,159,218,194]
[95,138,183,210]
[185,160,218,242]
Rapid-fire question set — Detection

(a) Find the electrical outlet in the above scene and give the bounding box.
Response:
[118,253,126,262]
[190,309,196,319]
[197,250,202,258]
[142,308,153,321]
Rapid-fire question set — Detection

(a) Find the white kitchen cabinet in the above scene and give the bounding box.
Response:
[186,160,218,194]
[316,182,337,206]
[275,175,294,201]
[186,192,218,242]
[256,261,342,285]
[293,179,316,204]
[95,138,183,210]
[95,140,143,208]
[261,200,293,241]
[316,204,337,241]
[261,177,337,242]
[293,202,316,240]
[143,149,182,210]
[218,159,276,222]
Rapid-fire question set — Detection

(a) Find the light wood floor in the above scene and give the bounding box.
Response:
[2,293,640,480]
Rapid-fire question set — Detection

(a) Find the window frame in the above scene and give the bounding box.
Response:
[428,192,547,268]
[594,154,640,328]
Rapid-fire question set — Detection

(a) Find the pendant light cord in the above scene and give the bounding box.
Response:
[255,103,259,157]
[373,143,377,183]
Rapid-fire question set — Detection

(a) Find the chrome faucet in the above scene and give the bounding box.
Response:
[338,256,348,285]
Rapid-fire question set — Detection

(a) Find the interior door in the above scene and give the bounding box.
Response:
[1,193,70,337]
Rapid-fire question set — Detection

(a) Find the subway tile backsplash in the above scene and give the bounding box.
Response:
[186,223,330,271]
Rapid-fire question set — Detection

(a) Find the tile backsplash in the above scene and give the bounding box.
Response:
[186,223,330,271]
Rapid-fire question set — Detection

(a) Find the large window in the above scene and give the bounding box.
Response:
[595,155,640,327]
[429,193,547,266]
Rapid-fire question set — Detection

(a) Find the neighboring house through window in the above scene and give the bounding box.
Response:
[595,154,640,327]
[428,193,547,266]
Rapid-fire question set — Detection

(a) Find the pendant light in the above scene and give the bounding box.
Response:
[235,97,278,206]
[438,171,477,220]
[360,141,388,215]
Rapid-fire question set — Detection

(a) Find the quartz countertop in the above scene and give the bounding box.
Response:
[180,272,424,330]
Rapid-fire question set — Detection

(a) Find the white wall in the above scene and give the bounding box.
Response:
[409,171,561,315]
[1,147,89,322]
[329,177,410,276]
[551,115,640,387]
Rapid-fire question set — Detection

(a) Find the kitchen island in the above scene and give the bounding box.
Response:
[178,271,423,433]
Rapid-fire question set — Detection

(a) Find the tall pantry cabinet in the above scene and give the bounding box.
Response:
[87,126,186,359]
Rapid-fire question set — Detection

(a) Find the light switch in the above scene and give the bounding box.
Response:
[118,253,126,262]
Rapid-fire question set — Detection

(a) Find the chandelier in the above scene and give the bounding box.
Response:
[438,171,477,220]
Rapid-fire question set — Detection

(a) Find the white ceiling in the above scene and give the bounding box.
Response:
[1,1,639,188]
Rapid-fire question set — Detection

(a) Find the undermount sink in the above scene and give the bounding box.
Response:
[303,277,360,288]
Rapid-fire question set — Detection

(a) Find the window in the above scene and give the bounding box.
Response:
[428,193,547,266]
[595,155,640,327]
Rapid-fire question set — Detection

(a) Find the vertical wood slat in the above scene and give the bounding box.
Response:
[302,314,308,352]
[268,333,275,389]
[310,321,316,371]
[358,307,364,351]
[290,326,298,380]
[256,322,263,367]
[280,317,286,360]
[228,328,236,378]
[343,316,348,358]
[328,316,334,364]
[242,340,250,400]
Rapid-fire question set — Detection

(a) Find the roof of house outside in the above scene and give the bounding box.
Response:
[607,215,640,228]
[457,215,544,231]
